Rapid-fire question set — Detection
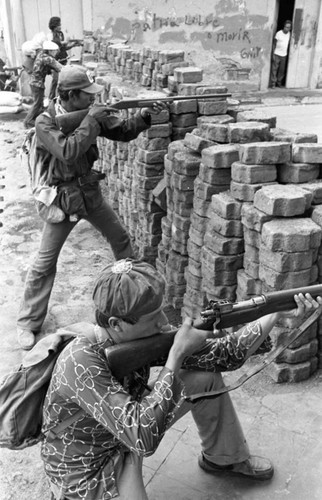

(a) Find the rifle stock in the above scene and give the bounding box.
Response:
[106,284,322,379]
[55,93,232,135]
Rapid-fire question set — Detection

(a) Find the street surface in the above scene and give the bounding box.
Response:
[261,103,322,142]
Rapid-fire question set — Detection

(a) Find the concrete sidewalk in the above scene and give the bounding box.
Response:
[1,109,322,500]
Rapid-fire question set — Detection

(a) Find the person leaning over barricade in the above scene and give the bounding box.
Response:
[40,258,322,500]
[17,65,166,350]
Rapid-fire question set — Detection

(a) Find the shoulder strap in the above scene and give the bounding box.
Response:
[185,307,322,403]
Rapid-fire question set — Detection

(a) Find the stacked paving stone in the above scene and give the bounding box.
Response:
[156,140,202,309]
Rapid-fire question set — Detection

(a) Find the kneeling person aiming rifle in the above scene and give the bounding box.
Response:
[41,259,322,499]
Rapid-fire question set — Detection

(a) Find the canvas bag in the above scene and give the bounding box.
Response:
[21,116,66,223]
[0,323,96,450]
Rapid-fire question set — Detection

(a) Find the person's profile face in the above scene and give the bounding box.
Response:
[283,23,292,33]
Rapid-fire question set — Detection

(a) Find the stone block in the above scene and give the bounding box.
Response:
[171,113,198,128]
[137,136,171,151]
[202,144,239,169]
[243,227,261,248]
[172,150,201,176]
[239,142,291,164]
[243,256,259,279]
[275,339,318,364]
[292,143,322,163]
[228,121,271,143]
[173,66,203,83]
[202,246,244,273]
[171,213,191,232]
[167,251,189,272]
[188,225,205,247]
[237,269,262,295]
[270,323,317,349]
[170,172,195,191]
[171,126,195,140]
[259,245,314,272]
[210,191,242,220]
[268,358,318,383]
[183,133,214,153]
[253,185,312,216]
[236,110,277,128]
[277,162,319,184]
[203,284,237,301]
[207,214,244,238]
[270,128,318,143]
[167,140,188,160]
[169,100,198,114]
[158,50,185,63]
[299,180,322,205]
[205,123,229,143]
[136,148,168,164]
[190,211,208,232]
[204,231,244,255]
[261,218,322,252]
[231,162,277,184]
[198,164,231,185]
[187,238,202,262]
[141,123,172,138]
[193,197,211,217]
[197,115,235,127]
[241,204,272,231]
[231,180,277,202]
[259,263,318,289]
[244,243,259,263]
[185,268,202,290]
[194,176,225,200]
[198,100,228,115]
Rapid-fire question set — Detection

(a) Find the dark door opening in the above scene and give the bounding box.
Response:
[270,0,295,88]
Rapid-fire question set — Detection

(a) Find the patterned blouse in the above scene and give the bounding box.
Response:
[41,321,262,499]
[30,50,61,88]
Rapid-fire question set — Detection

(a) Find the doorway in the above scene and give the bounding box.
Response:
[270,0,295,88]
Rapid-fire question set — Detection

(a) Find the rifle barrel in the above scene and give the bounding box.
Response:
[111,93,232,110]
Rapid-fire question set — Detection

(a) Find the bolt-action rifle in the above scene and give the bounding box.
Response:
[55,92,231,135]
[105,284,322,380]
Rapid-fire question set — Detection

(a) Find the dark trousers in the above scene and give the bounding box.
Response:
[270,54,287,87]
[24,85,45,128]
[48,70,59,101]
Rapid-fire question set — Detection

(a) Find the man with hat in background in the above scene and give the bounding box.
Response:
[24,40,62,129]
[40,258,321,499]
[17,65,166,350]
[47,16,83,100]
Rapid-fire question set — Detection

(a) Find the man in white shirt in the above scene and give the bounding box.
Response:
[270,20,292,88]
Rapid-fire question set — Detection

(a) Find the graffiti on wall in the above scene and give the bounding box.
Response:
[130,11,263,68]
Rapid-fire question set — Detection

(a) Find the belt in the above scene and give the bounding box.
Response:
[77,170,106,186]
[59,170,106,188]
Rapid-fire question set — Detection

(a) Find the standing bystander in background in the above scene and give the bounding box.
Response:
[270,20,292,88]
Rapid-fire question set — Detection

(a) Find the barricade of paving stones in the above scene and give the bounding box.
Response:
[88,43,322,383]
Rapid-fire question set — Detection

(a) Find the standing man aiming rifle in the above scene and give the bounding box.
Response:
[17,65,166,350]
[41,258,322,500]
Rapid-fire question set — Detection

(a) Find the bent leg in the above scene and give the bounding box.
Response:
[17,219,76,331]
[171,370,250,466]
[86,199,134,259]
[24,85,45,128]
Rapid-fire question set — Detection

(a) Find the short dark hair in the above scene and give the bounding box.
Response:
[49,16,61,30]
[95,309,138,328]
[57,87,82,101]
[284,20,292,27]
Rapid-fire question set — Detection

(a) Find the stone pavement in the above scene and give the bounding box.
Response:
[1,106,322,500]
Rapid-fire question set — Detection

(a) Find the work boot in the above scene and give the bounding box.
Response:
[17,328,36,350]
[198,453,274,481]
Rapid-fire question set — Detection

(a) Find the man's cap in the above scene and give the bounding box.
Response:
[92,259,165,319]
[58,65,104,94]
[43,41,59,51]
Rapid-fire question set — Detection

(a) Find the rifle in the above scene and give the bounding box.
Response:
[106,284,322,380]
[55,93,232,135]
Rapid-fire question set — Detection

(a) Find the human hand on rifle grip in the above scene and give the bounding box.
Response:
[140,100,169,118]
